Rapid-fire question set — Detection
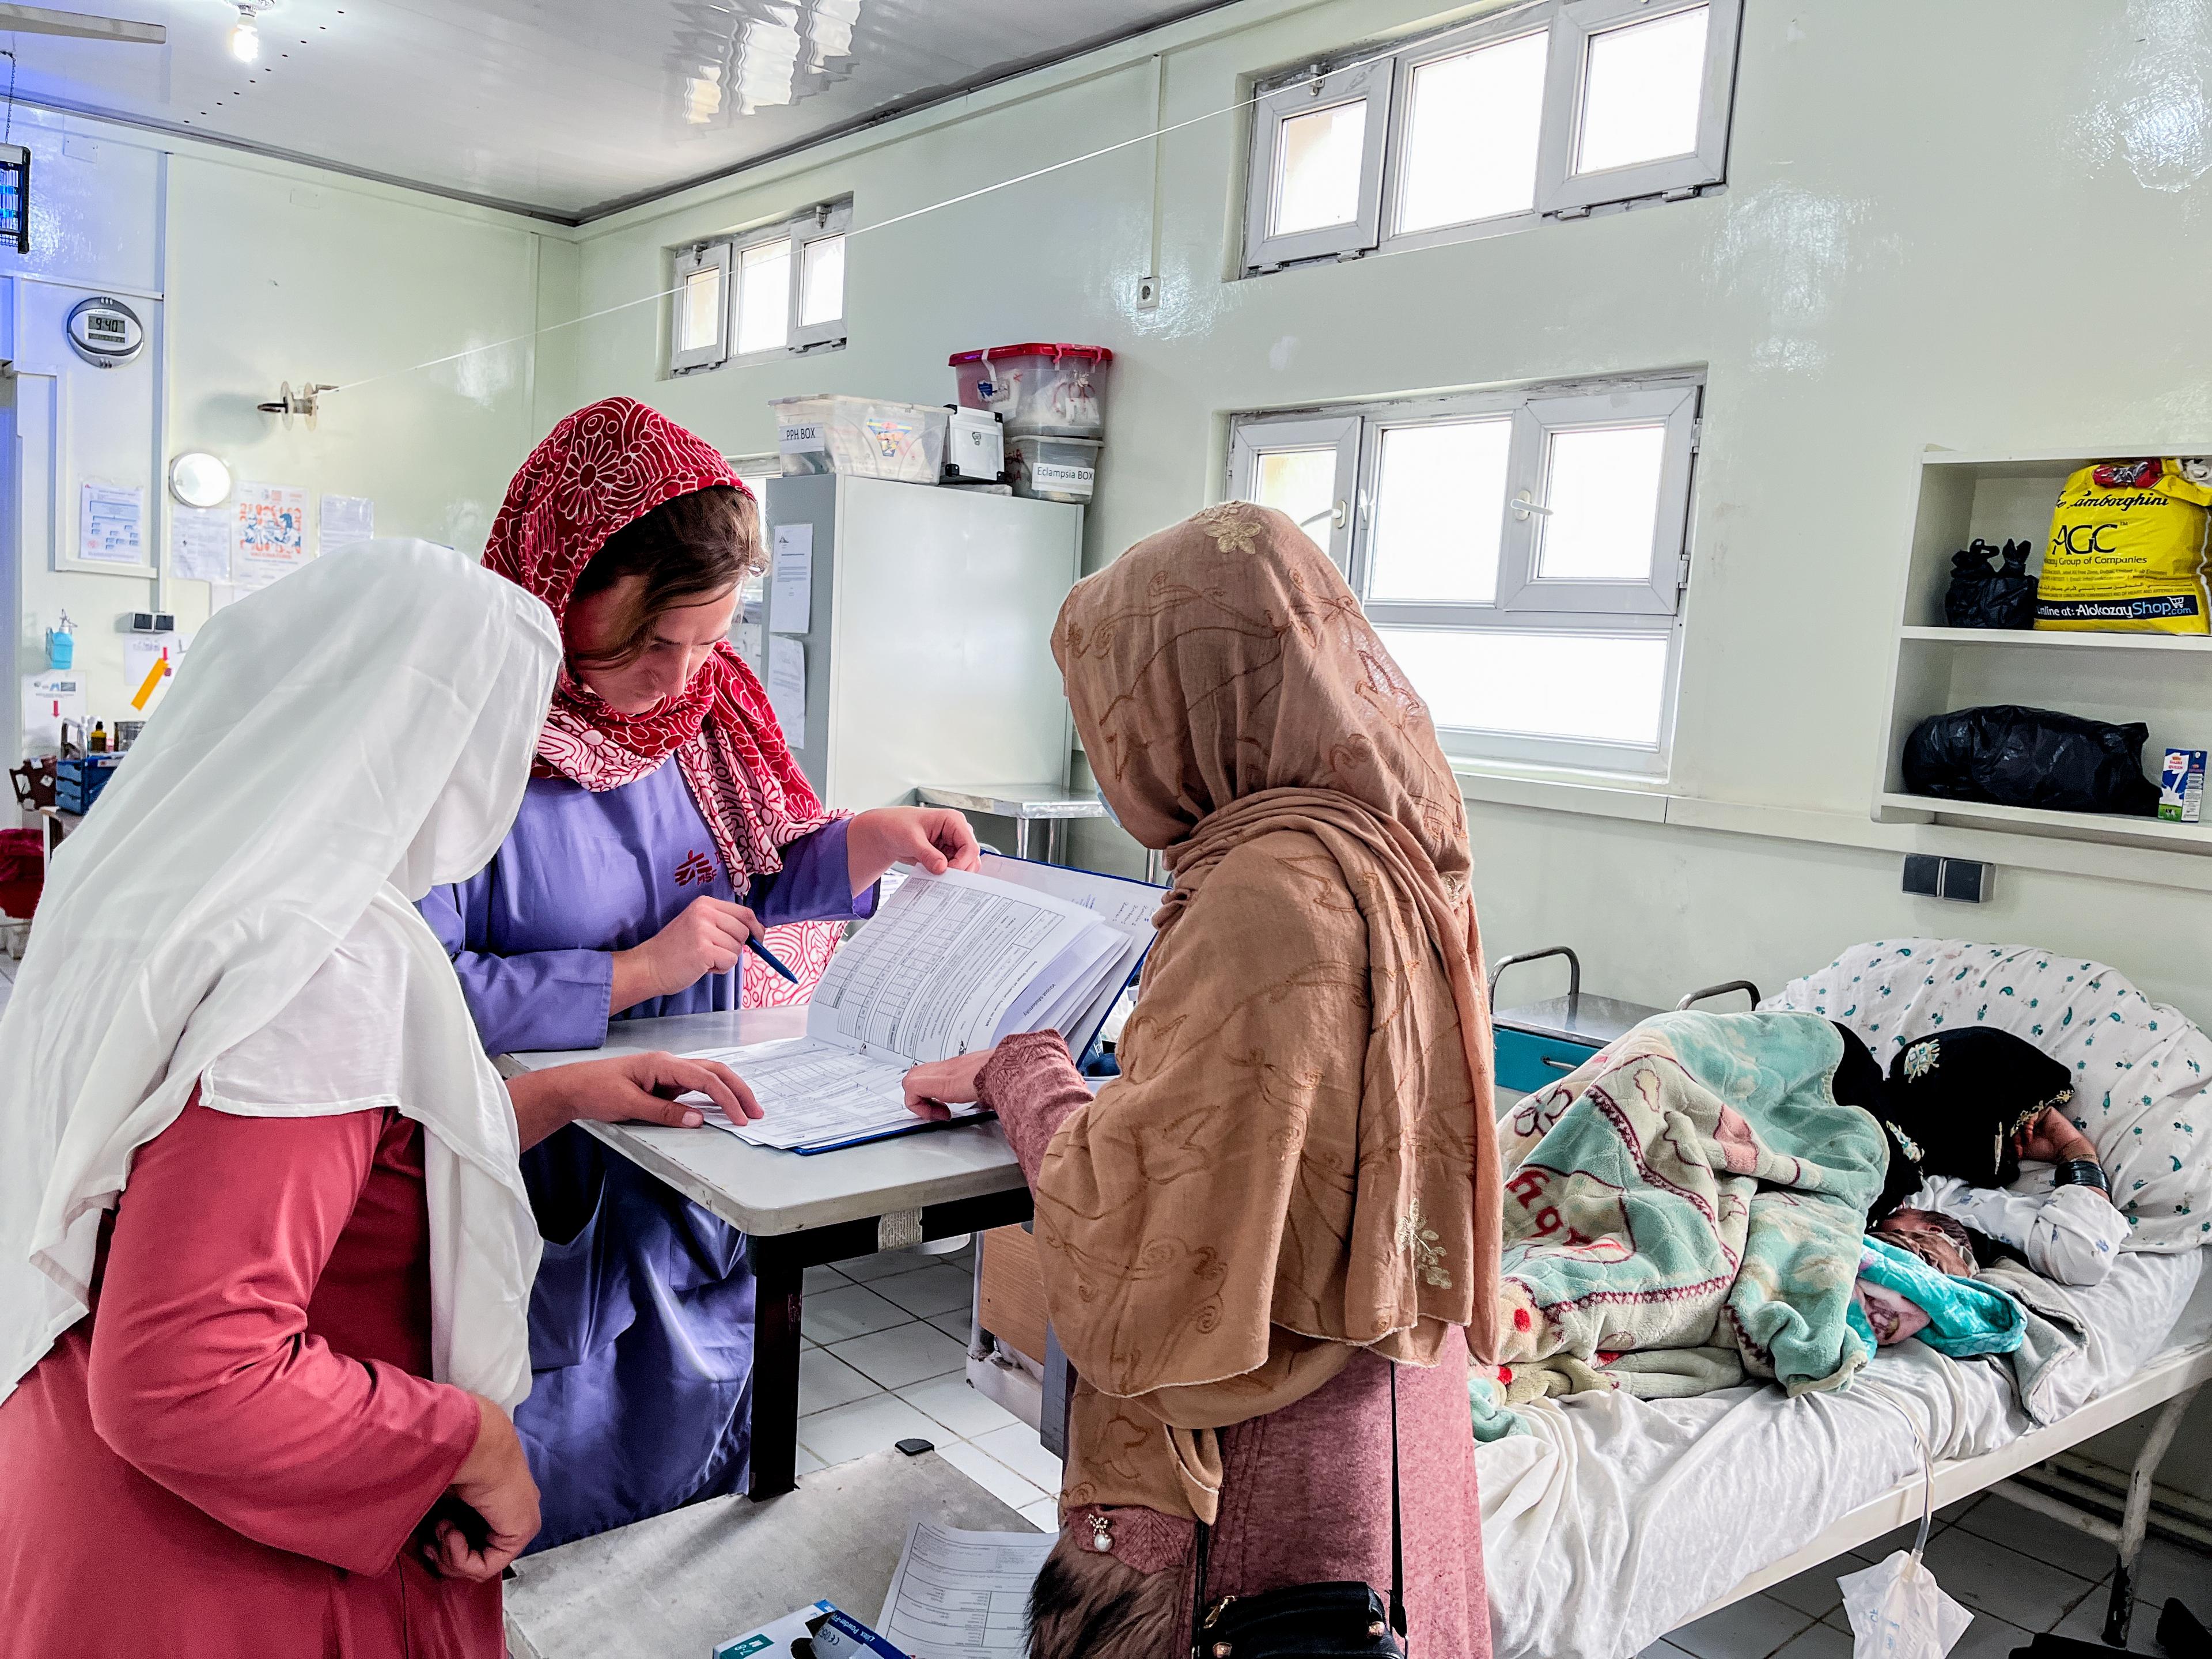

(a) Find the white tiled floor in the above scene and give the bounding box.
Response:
[1644,1494,2207,1659]
[792,1238,1058,1533]
[791,1249,2212,1643]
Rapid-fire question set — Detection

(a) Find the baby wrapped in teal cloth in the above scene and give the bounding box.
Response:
[1849,1210,2025,1357]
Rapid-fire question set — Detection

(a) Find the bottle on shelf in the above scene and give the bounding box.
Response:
[88,721,107,754]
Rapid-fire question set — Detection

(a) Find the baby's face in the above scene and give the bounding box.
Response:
[1873,1210,1972,1277]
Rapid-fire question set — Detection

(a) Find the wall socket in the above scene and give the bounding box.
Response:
[1903,853,1994,903]
[1135,273,1160,312]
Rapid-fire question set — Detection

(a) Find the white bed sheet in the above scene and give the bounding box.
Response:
[1478,1247,2211,1659]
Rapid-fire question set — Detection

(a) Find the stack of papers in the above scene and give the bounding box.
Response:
[686,857,1156,1153]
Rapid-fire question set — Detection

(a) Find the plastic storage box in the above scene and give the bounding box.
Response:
[949,343,1111,438]
[1010,434,1101,503]
[769,395,948,484]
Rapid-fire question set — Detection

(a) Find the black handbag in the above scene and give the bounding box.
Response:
[1187,1367,1408,1658]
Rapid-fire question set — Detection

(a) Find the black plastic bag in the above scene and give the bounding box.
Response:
[1902,704,2160,816]
[1943,538,2038,629]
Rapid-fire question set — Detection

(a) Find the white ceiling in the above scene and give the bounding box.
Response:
[6,0,1233,222]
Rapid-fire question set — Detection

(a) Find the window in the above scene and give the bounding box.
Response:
[669,198,850,374]
[1243,0,1741,272]
[1231,375,1700,773]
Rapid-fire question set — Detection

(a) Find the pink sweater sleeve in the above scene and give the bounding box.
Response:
[976,1031,1094,1185]
[85,1100,480,1576]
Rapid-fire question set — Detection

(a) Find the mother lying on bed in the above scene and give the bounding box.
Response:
[1486,1014,2128,1409]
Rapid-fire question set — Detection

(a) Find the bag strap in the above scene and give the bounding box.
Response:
[1185,1362,1408,1658]
[1389,1362,1406,1644]
[1190,1504,1213,1659]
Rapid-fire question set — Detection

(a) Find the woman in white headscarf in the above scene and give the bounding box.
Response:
[0,543,757,1659]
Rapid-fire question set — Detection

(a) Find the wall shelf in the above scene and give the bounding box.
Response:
[1897,626,2212,656]
[1874,448,2212,857]
[1876,792,2207,854]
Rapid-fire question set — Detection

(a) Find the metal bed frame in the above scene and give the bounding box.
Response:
[1701,1338,2210,1644]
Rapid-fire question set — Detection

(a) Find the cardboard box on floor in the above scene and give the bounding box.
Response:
[979,1225,1048,1366]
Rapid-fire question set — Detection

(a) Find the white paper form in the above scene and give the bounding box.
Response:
[170,506,232,582]
[684,1039,973,1152]
[876,1524,1055,1659]
[319,494,374,549]
[811,870,1104,1060]
[767,635,806,734]
[770,522,813,634]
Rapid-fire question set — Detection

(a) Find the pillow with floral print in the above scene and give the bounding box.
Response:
[1769,938,2211,1252]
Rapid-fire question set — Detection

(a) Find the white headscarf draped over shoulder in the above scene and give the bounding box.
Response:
[0,541,560,1411]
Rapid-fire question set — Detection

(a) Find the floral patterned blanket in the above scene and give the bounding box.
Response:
[1488,1011,1888,1409]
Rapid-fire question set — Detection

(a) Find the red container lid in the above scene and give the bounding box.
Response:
[948,342,1113,366]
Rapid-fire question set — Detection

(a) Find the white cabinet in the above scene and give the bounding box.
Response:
[759,474,1082,810]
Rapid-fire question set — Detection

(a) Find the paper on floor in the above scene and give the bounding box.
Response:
[876,1522,1056,1658]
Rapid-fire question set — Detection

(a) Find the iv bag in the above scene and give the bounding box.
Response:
[1837,1552,1972,1659]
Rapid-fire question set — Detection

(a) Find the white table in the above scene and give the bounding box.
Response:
[498,1008,1034,1501]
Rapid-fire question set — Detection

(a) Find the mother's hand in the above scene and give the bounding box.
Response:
[507,1051,761,1150]
[902,1048,997,1123]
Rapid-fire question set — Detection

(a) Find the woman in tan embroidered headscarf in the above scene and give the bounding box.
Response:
[902,502,1502,1658]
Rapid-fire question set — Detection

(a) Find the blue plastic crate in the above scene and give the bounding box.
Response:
[55,754,122,816]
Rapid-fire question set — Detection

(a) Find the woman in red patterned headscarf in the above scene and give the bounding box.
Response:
[421,396,978,1548]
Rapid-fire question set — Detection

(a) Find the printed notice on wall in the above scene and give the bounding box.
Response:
[170,506,232,583]
[319,494,374,550]
[766,635,807,736]
[123,632,188,714]
[79,482,146,566]
[23,670,86,755]
[236,483,310,588]
[771,522,813,634]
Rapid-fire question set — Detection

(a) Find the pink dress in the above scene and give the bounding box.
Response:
[0,1096,497,1658]
[979,1032,1490,1659]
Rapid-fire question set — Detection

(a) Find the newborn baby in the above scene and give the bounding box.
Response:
[1855,1209,1976,1346]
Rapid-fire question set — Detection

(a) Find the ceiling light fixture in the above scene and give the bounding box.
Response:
[229,6,258,62]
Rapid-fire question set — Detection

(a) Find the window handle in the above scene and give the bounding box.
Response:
[1293,499,1349,534]
[1511,490,1552,521]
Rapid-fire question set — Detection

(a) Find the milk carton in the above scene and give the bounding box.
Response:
[2158,748,2206,823]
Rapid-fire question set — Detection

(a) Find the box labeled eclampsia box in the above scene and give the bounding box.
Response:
[2158,748,2206,823]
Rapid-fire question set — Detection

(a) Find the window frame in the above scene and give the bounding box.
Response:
[1240,0,1741,275]
[1227,412,1362,570]
[1242,56,1395,271]
[790,198,851,351]
[1379,9,1555,254]
[668,241,732,374]
[1229,372,1702,776]
[667,196,851,376]
[1538,0,1744,217]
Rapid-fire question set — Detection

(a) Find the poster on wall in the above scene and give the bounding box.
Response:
[170,506,231,583]
[79,482,146,566]
[23,670,87,755]
[235,483,310,589]
[319,494,374,550]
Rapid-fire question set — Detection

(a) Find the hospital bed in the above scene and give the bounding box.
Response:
[1478,938,2212,1659]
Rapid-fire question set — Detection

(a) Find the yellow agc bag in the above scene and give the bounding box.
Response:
[2037,458,2212,634]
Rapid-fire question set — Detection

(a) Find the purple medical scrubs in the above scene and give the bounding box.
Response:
[420,759,874,1549]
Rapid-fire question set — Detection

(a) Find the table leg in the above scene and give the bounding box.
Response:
[1014,817,1033,860]
[749,1238,805,1501]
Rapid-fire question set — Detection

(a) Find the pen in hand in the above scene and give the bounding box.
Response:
[745,931,801,986]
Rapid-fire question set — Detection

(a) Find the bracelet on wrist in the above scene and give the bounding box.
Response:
[2052,1157,2109,1193]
